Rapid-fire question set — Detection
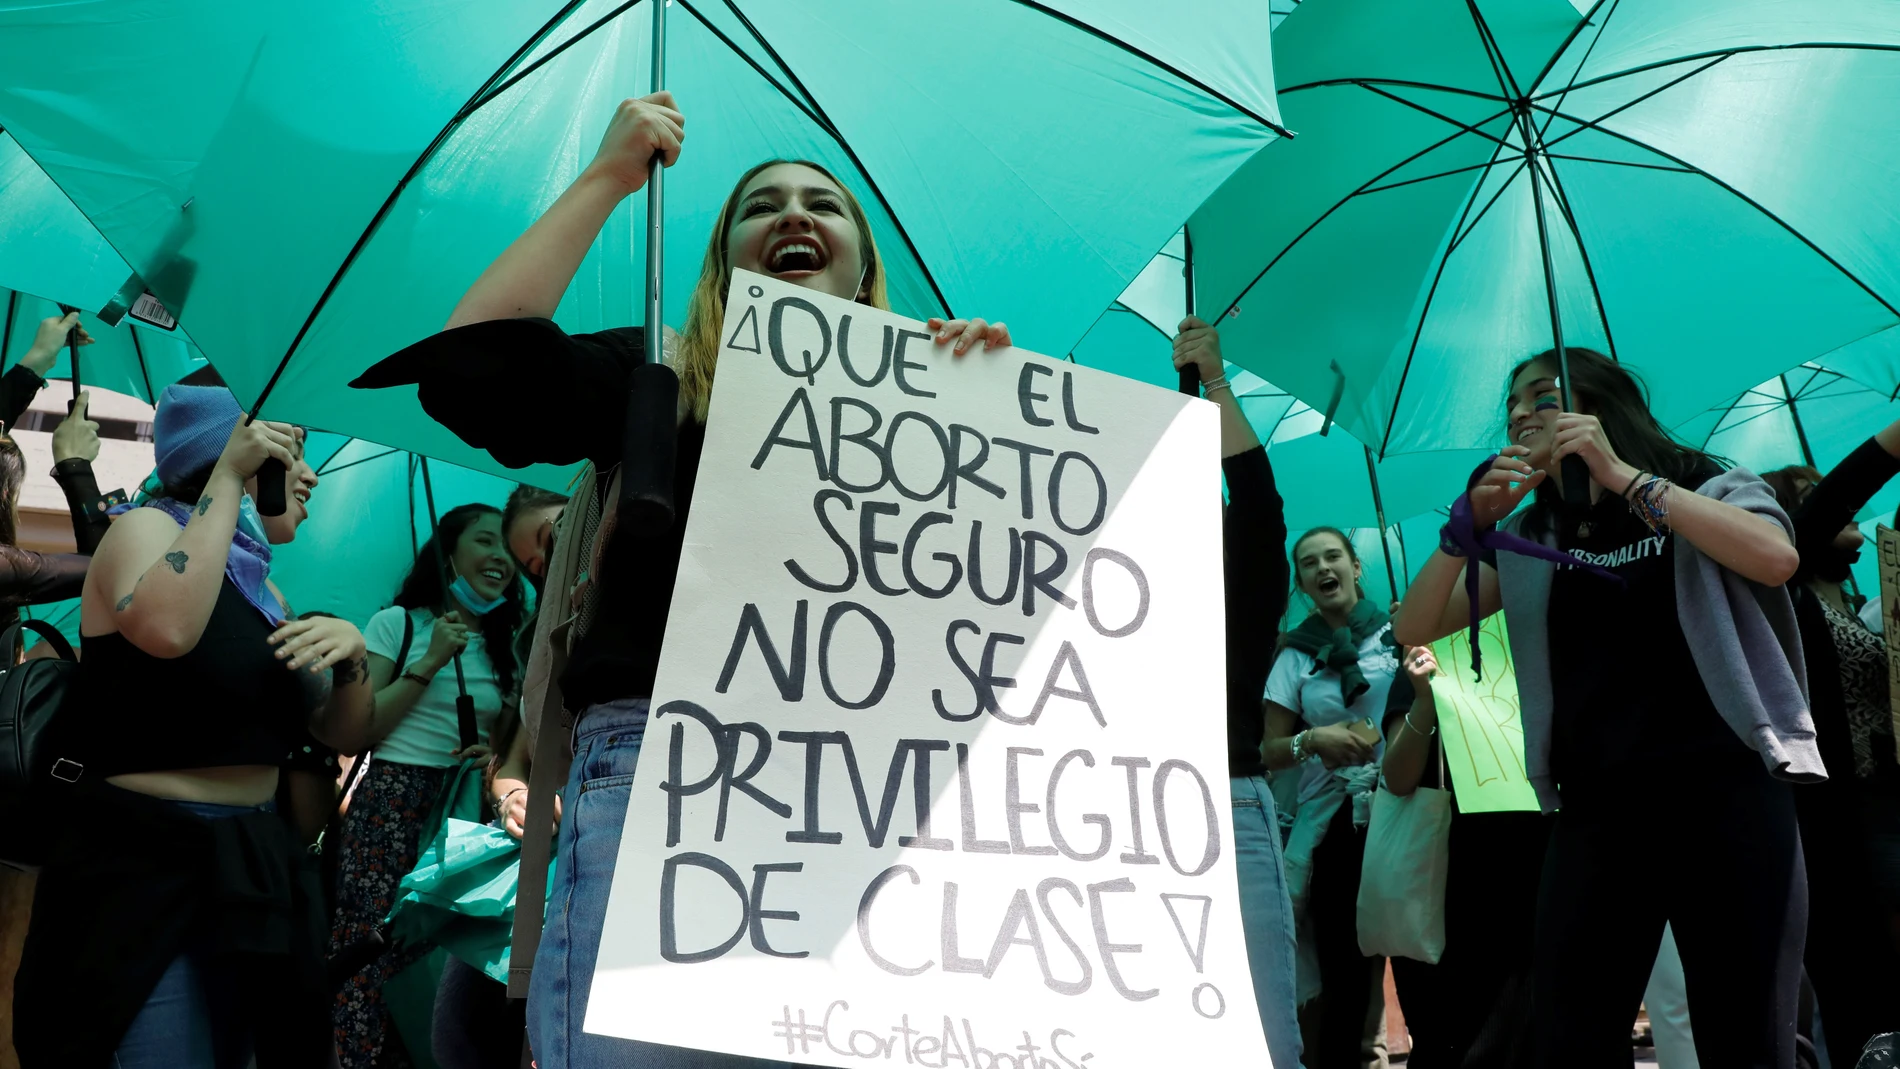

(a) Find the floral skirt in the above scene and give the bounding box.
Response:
[329,759,448,1069]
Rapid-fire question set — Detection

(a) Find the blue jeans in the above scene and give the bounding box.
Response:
[1234,775,1306,1069]
[113,800,266,1069]
[526,700,794,1069]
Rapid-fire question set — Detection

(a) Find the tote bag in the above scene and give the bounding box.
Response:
[1356,738,1451,963]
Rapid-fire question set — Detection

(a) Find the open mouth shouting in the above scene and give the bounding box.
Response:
[1315,573,1344,598]
[766,236,828,279]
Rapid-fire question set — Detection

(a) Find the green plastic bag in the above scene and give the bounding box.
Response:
[387,817,531,983]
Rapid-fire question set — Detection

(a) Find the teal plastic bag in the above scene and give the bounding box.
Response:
[387,817,533,983]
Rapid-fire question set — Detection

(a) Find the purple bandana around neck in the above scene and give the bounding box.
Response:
[118,498,283,625]
[1442,455,1622,680]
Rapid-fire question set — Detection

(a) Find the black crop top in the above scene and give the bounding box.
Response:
[72,580,313,778]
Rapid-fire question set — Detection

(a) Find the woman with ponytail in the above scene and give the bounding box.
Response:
[1261,527,1394,1069]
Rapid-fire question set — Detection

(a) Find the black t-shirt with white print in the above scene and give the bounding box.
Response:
[1542,466,1749,792]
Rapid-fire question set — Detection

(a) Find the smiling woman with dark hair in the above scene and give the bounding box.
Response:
[1393,347,1812,1066]
[328,501,524,1069]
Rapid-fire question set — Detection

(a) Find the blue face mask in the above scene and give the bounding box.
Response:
[236,495,270,547]
[449,574,508,616]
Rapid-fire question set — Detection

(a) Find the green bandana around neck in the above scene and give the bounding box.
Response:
[1282,599,1391,706]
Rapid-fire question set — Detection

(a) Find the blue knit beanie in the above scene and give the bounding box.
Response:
[153,385,243,486]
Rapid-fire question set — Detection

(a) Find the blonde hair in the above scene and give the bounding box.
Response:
[676,159,892,421]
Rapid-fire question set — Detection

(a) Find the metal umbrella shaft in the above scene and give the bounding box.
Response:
[416,455,479,752]
[1363,444,1399,599]
[643,0,666,378]
[1514,112,1591,517]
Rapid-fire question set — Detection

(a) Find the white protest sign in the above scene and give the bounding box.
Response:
[585,270,1267,1065]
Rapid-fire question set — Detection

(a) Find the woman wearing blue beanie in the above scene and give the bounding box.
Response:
[15,384,378,1069]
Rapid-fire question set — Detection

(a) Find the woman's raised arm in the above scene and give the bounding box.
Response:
[447,93,683,328]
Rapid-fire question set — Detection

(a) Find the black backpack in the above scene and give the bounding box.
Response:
[0,619,81,868]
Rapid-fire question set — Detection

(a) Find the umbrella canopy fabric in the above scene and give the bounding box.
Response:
[0,289,207,404]
[0,130,135,314]
[0,0,1282,484]
[1681,359,1900,525]
[1191,0,1900,462]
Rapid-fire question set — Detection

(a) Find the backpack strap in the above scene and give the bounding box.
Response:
[3,619,76,663]
[394,610,416,672]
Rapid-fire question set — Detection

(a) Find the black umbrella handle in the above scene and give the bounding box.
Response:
[254,459,288,516]
[57,304,81,413]
[1179,367,1200,396]
[1561,455,1591,513]
[456,692,479,753]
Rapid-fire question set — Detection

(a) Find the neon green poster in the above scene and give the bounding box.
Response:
[1428,615,1540,813]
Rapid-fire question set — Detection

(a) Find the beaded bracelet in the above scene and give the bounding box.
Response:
[1202,376,1232,396]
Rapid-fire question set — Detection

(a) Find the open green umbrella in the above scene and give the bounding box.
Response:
[0,0,1283,483]
[1191,0,1900,467]
[0,289,206,404]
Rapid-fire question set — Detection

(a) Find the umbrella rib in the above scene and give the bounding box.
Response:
[716,0,953,318]
[1535,0,1625,143]
[1213,108,1513,325]
[1535,43,1900,101]
[1527,0,1616,92]
[1463,0,1527,102]
[672,1,826,127]
[128,325,155,401]
[317,446,405,478]
[244,0,596,419]
[1532,101,1900,319]
[1278,77,1509,104]
[1529,151,1621,361]
[474,0,646,111]
[1352,83,1513,147]
[1362,156,1523,197]
[1377,134,1521,457]
[1446,157,1529,255]
[1540,53,1733,154]
[1544,153,1693,174]
[1,291,16,373]
[1000,0,1293,138]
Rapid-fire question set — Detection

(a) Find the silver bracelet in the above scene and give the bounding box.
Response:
[1201,376,1232,396]
[1290,730,1307,763]
[1404,710,1436,737]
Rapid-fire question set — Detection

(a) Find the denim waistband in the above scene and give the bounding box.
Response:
[575,697,652,746]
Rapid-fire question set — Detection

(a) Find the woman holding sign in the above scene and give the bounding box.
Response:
[352,94,1013,1067]
[1760,437,1900,1066]
[1261,528,1397,1069]
[1391,349,1811,1067]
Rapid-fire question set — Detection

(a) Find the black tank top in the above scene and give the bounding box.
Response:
[74,580,312,777]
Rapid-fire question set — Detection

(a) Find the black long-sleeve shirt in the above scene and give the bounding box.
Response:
[0,363,46,432]
[1789,437,1900,787]
[1223,445,1289,777]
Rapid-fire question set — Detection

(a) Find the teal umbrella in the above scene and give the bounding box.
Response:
[1681,359,1900,525]
[0,289,206,404]
[0,1,1283,483]
[1191,0,1900,467]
